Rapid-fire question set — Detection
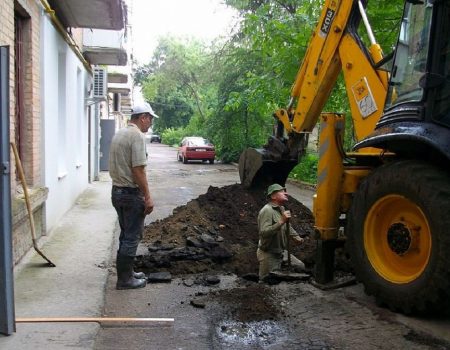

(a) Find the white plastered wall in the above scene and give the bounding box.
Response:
[40,14,92,231]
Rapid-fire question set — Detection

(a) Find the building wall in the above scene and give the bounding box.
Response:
[41,14,91,230]
[1,0,95,263]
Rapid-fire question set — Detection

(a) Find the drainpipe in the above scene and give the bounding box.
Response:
[38,0,93,75]
[94,103,100,181]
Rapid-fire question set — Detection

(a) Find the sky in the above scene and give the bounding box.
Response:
[129,0,238,65]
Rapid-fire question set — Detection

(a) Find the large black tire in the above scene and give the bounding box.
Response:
[182,155,188,164]
[347,160,450,314]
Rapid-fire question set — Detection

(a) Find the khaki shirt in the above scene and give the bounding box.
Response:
[109,124,147,187]
[257,203,299,254]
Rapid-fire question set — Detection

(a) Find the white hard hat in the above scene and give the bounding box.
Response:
[131,102,159,118]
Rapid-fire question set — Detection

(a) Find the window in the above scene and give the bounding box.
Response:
[385,1,433,108]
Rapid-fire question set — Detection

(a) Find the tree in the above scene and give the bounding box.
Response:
[134,36,218,133]
[133,0,405,162]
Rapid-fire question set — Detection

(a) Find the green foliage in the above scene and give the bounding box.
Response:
[161,127,186,147]
[366,1,404,53]
[160,116,215,150]
[289,151,318,184]
[135,36,217,130]
[135,0,406,163]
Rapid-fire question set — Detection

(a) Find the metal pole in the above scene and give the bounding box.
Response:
[0,45,15,336]
[16,317,174,324]
[358,0,376,45]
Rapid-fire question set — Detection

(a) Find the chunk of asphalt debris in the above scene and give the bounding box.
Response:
[159,244,175,251]
[207,227,218,236]
[205,276,220,285]
[201,233,218,246]
[241,273,259,282]
[186,236,203,248]
[208,246,232,262]
[147,245,160,252]
[147,243,175,252]
[190,299,206,308]
[147,272,172,283]
[182,279,195,287]
[193,225,203,234]
[267,271,310,282]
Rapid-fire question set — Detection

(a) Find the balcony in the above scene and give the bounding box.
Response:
[83,29,127,66]
[47,0,125,30]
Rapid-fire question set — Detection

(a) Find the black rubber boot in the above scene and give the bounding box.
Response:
[116,254,147,290]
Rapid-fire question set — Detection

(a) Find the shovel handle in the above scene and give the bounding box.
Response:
[286,218,291,267]
[10,142,56,267]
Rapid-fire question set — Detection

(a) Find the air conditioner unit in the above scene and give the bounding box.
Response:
[93,67,107,98]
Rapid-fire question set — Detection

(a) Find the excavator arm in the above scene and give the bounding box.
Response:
[239,0,388,188]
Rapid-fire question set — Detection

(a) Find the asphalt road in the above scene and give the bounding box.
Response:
[94,143,450,350]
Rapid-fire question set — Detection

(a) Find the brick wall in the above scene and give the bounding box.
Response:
[0,0,47,264]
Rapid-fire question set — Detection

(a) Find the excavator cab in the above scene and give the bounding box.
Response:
[356,0,450,158]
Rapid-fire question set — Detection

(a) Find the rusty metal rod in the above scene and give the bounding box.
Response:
[16,317,174,323]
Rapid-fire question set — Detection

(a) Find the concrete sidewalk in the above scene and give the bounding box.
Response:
[0,173,116,349]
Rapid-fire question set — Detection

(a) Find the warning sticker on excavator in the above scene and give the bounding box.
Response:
[351,77,378,119]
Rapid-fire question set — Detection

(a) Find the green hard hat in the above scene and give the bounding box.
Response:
[267,184,285,197]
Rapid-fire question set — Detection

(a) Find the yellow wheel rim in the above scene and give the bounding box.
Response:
[364,194,431,284]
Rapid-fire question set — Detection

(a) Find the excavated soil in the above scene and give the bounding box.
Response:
[137,183,351,278]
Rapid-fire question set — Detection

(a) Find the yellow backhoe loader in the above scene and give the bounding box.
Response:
[239,0,450,314]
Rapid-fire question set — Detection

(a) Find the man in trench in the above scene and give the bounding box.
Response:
[257,184,305,281]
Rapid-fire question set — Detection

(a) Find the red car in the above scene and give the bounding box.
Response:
[177,137,215,164]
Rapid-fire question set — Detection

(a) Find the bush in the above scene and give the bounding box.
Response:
[289,152,318,185]
[161,127,186,147]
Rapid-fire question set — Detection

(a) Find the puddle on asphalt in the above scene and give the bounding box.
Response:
[215,319,288,347]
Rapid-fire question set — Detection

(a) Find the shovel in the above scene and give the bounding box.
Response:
[285,216,291,268]
[267,218,309,282]
[281,206,292,268]
[10,142,55,267]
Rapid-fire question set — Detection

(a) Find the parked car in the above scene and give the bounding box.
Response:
[150,134,161,143]
[177,137,215,164]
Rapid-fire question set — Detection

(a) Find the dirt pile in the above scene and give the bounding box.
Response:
[137,183,319,276]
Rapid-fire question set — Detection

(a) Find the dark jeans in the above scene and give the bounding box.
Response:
[111,186,145,257]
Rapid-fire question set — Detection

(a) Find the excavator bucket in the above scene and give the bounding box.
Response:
[239,147,298,189]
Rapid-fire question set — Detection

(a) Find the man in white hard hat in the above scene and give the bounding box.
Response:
[109,102,159,289]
